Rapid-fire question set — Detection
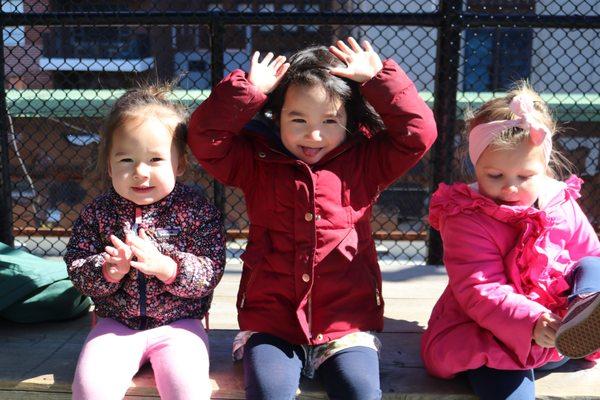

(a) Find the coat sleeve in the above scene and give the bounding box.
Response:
[360,59,438,191]
[187,70,268,191]
[440,214,549,357]
[159,200,226,299]
[64,204,122,297]
[566,198,600,260]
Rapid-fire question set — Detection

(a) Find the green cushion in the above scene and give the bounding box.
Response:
[0,242,91,323]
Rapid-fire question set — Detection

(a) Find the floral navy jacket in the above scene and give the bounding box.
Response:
[65,183,226,330]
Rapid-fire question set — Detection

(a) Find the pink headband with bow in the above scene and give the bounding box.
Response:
[468,94,553,167]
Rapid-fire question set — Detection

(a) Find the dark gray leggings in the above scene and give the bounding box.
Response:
[243,332,382,400]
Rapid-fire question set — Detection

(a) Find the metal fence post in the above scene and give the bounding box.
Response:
[427,0,462,265]
[210,15,226,220]
[0,16,14,247]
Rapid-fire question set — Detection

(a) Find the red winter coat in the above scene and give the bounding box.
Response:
[188,60,437,345]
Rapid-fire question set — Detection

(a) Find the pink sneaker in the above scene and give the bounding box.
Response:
[555,292,600,359]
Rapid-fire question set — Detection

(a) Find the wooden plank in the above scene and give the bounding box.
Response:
[0,390,71,400]
[2,263,600,399]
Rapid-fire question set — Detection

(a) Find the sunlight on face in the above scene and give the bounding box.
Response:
[475,139,548,207]
[279,83,348,165]
[108,116,184,205]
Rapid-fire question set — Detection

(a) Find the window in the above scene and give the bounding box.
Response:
[3,1,25,47]
[463,28,532,91]
[304,3,320,32]
[207,3,224,11]
[258,4,275,32]
[188,59,208,72]
[282,4,298,32]
[463,0,534,91]
[43,26,150,59]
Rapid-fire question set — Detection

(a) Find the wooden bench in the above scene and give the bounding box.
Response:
[1,263,599,399]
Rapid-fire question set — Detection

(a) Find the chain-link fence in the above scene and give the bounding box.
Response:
[1,0,598,265]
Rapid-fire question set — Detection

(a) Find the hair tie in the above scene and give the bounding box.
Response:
[468,94,552,166]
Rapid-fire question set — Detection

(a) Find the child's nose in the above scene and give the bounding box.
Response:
[134,163,150,178]
[308,128,322,140]
[502,183,518,194]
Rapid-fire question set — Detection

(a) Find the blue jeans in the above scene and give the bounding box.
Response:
[567,256,600,299]
[243,332,382,400]
[466,256,600,400]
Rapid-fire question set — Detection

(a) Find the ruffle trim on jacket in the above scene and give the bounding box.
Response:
[429,175,583,314]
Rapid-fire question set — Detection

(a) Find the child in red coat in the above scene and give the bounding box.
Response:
[188,37,437,398]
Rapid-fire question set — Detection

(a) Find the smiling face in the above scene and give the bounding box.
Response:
[279,83,348,165]
[475,139,548,207]
[108,115,184,205]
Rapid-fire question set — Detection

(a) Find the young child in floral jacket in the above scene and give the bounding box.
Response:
[65,85,225,400]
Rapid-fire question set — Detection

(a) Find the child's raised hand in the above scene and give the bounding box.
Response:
[248,51,290,94]
[126,228,177,282]
[533,312,561,348]
[329,37,383,83]
[103,234,133,280]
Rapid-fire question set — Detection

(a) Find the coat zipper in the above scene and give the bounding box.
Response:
[133,207,148,329]
[138,272,148,330]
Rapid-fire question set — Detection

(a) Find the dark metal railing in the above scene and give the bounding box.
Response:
[1,2,598,263]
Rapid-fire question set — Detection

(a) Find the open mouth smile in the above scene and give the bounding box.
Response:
[300,146,323,157]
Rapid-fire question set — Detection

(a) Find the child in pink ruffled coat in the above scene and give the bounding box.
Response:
[421,84,600,400]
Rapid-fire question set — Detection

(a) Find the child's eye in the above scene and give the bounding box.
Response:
[119,158,133,163]
[150,157,164,162]
[324,119,338,124]
[487,174,502,179]
[291,118,306,123]
[518,175,533,180]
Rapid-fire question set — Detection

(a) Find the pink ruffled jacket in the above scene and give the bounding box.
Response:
[421,176,600,378]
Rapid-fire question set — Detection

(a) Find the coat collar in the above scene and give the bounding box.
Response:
[429,175,582,230]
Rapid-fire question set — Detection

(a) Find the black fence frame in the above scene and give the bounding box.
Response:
[1,1,599,264]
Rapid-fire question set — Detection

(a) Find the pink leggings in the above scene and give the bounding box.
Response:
[72,317,211,400]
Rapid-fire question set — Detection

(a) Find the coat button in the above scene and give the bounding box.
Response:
[316,333,324,341]
[315,214,321,220]
[258,151,266,158]
[302,273,310,282]
[304,212,313,221]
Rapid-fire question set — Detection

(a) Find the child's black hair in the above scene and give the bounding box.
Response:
[261,46,384,135]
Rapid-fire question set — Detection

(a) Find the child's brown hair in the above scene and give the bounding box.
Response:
[96,84,188,184]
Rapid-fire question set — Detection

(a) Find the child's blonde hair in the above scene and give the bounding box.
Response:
[96,84,188,184]
[461,81,571,179]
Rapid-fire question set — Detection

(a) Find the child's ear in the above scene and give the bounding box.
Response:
[176,155,187,177]
[107,162,112,178]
